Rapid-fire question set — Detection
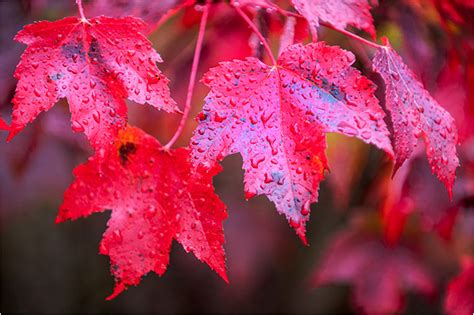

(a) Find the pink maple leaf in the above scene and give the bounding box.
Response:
[191,42,393,242]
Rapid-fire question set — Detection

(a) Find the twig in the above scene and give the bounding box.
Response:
[265,2,384,50]
[147,0,196,34]
[163,2,210,150]
[320,22,383,49]
[233,5,277,65]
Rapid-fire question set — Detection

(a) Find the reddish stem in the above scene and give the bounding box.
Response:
[163,2,210,150]
[233,6,277,65]
[147,0,195,34]
[266,2,383,49]
[75,0,89,23]
[265,1,301,19]
[320,22,382,49]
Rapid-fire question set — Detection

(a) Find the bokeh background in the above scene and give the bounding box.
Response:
[1,0,473,314]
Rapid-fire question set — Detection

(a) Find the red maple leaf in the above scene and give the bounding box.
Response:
[373,38,459,195]
[291,0,377,37]
[9,16,177,152]
[445,257,474,315]
[57,126,227,299]
[313,228,435,315]
[191,42,393,242]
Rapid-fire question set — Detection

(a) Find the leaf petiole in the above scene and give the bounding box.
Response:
[75,0,90,24]
[163,2,211,150]
[233,5,277,66]
[264,1,384,50]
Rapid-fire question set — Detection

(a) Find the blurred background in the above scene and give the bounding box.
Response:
[1,0,473,313]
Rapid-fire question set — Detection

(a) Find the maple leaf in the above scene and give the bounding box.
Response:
[445,258,474,315]
[290,0,377,38]
[9,16,177,152]
[373,38,459,195]
[313,229,435,315]
[191,42,393,242]
[57,126,227,299]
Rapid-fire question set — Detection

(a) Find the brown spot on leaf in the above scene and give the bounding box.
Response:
[119,142,137,165]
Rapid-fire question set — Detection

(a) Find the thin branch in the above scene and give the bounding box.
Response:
[265,2,384,50]
[254,9,271,60]
[265,1,301,19]
[233,5,277,65]
[320,21,383,49]
[147,0,195,35]
[163,2,210,150]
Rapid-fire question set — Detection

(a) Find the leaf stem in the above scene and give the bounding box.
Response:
[233,5,277,65]
[163,2,210,150]
[147,0,195,34]
[75,0,89,23]
[320,21,383,49]
[265,2,383,50]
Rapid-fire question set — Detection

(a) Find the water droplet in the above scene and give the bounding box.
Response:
[290,123,299,135]
[92,110,101,123]
[361,130,371,140]
[264,173,273,183]
[71,120,85,132]
[337,121,358,136]
[214,112,227,122]
[300,201,310,216]
[145,205,156,219]
[250,155,265,168]
[390,71,400,81]
[260,111,274,125]
[113,230,123,243]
